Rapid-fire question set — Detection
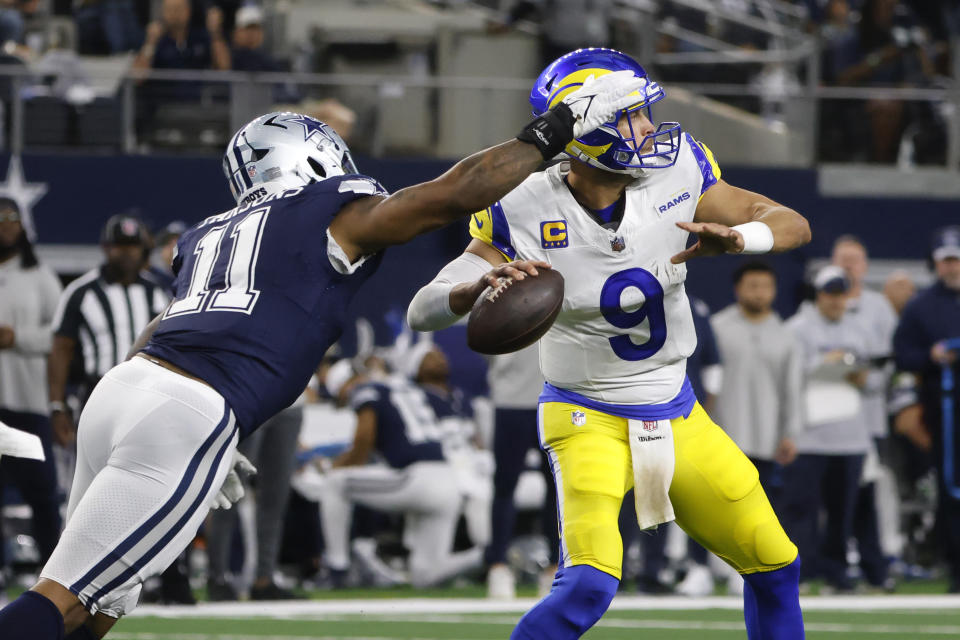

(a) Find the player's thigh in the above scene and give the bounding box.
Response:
[41,368,238,618]
[669,404,797,574]
[539,402,632,579]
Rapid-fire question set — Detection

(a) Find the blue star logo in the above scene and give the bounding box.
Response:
[280,114,336,146]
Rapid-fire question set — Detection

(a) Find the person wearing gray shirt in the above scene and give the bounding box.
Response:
[831,236,897,590]
[711,261,802,504]
[0,198,63,581]
[782,265,871,591]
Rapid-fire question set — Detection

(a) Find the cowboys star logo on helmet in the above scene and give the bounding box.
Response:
[221,111,359,205]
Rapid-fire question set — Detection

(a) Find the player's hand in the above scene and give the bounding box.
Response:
[562,70,647,139]
[0,325,14,349]
[774,437,797,466]
[931,341,957,366]
[449,260,552,315]
[210,450,257,510]
[670,221,745,263]
[846,369,869,389]
[51,411,75,447]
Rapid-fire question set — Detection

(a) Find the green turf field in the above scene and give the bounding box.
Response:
[110,595,960,639]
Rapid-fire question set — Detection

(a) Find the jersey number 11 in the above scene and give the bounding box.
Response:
[165,207,272,318]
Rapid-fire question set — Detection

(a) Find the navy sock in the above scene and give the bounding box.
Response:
[0,590,65,640]
[65,624,98,640]
[743,577,760,640]
[742,556,805,640]
[510,564,618,640]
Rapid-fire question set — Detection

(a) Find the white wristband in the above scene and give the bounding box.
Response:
[731,221,774,254]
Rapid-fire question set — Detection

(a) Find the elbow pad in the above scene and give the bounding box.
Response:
[407,252,493,332]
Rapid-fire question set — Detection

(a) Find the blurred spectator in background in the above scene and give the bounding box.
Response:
[826,0,943,163]
[75,0,143,55]
[206,402,304,601]
[490,0,614,67]
[831,235,898,590]
[133,0,230,77]
[884,269,917,315]
[0,197,63,589]
[147,220,185,296]
[483,344,557,600]
[711,261,802,500]
[231,5,278,72]
[894,225,960,592]
[783,265,871,591]
[317,349,484,589]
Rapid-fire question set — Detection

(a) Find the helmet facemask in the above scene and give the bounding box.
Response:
[530,48,683,178]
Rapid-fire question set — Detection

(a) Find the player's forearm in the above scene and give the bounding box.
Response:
[47,339,73,403]
[751,204,811,252]
[434,139,543,221]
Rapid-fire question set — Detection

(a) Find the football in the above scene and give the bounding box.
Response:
[467,268,565,355]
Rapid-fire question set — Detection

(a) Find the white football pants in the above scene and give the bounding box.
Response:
[320,461,482,587]
[41,357,238,617]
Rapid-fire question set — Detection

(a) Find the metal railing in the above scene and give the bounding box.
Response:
[1,49,958,169]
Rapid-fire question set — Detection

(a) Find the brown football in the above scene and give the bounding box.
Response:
[466,268,564,355]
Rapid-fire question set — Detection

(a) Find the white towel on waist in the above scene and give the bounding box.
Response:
[628,417,676,530]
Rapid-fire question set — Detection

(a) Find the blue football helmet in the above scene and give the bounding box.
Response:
[530,48,682,176]
[223,112,358,205]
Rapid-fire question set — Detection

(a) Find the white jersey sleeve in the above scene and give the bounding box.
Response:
[470,133,722,411]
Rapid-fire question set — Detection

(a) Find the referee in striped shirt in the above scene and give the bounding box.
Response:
[47,214,168,446]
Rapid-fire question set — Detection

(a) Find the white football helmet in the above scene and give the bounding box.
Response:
[223,111,359,205]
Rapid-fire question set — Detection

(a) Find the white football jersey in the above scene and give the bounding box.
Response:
[469,133,721,408]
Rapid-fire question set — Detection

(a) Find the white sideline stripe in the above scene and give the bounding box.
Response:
[128,594,960,619]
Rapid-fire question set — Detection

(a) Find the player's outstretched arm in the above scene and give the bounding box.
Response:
[331,71,647,262]
[671,180,811,264]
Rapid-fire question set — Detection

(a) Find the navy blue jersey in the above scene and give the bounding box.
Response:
[350,379,470,469]
[143,175,386,437]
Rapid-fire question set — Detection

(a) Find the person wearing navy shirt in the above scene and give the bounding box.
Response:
[0,67,644,640]
[894,225,960,592]
[317,346,484,588]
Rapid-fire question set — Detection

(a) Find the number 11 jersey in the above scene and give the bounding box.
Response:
[143,175,386,437]
[468,134,721,416]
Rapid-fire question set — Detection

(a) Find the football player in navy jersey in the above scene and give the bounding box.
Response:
[318,345,485,588]
[0,70,645,640]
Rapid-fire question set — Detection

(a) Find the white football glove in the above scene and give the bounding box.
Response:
[209,450,257,510]
[561,70,647,139]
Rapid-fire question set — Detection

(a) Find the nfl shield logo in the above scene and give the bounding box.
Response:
[611,236,626,252]
[571,410,586,427]
[247,164,258,179]
[642,420,658,432]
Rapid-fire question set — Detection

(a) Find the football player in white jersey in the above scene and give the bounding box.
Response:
[408,48,811,640]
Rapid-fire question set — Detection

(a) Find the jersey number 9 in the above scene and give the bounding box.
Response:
[599,267,666,361]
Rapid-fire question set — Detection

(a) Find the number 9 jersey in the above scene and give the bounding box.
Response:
[469,133,721,415]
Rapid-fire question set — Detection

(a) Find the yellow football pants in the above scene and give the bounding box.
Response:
[539,401,798,580]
